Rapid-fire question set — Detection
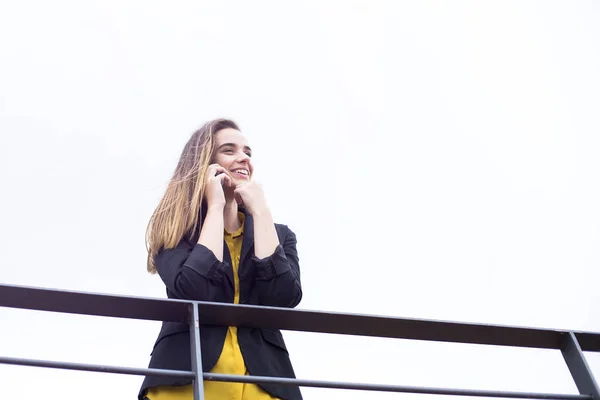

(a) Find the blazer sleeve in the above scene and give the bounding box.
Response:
[155,239,230,301]
[252,226,303,308]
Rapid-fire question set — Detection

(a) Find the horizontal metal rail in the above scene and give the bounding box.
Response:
[203,373,590,399]
[1,283,600,351]
[1,283,599,399]
[0,355,195,379]
[0,355,590,399]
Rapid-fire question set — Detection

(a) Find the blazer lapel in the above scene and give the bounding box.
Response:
[222,238,234,287]
[240,208,254,274]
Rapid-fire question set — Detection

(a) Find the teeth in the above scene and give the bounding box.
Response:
[234,169,248,175]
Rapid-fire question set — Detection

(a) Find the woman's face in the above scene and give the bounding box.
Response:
[212,128,253,187]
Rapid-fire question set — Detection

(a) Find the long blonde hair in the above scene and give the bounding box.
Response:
[145,118,240,274]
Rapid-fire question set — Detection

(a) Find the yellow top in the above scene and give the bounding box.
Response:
[145,213,278,400]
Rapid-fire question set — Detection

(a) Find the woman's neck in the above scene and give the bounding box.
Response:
[223,196,241,233]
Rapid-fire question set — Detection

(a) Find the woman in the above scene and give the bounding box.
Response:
[138,118,303,400]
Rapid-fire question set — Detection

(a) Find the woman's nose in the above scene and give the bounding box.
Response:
[237,152,250,162]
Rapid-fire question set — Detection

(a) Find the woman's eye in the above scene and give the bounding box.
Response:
[223,149,234,154]
[245,152,252,157]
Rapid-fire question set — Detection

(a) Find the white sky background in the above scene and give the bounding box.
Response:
[1,0,599,399]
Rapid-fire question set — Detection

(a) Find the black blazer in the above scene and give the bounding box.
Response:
[138,207,303,400]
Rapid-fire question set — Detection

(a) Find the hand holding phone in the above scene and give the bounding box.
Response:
[205,164,231,207]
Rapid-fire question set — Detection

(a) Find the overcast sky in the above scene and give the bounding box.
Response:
[1,1,600,399]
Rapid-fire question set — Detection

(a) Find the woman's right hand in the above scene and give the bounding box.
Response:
[204,164,232,208]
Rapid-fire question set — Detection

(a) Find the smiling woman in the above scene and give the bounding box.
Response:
[140,118,303,400]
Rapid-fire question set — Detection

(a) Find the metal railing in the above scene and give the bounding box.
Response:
[1,283,599,399]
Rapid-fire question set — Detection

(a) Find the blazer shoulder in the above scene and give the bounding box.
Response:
[274,222,294,236]
[274,222,288,230]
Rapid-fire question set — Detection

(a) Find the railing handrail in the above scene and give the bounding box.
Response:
[1,282,600,399]
[1,283,599,351]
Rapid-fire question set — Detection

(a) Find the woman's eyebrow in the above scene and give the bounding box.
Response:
[217,143,252,152]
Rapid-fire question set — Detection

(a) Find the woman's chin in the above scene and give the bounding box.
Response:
[232,176,250,186]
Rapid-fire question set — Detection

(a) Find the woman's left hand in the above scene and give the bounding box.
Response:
[234,180,269,215]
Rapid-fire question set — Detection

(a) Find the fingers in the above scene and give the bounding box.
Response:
[233,186,241,203]
[218,172,232,187]
[234,192,244,206]
[207,164,232,187]
[208,163,227,176]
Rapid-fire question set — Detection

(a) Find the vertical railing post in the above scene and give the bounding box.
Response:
[561,332,600,400]
[189,302,205,400]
